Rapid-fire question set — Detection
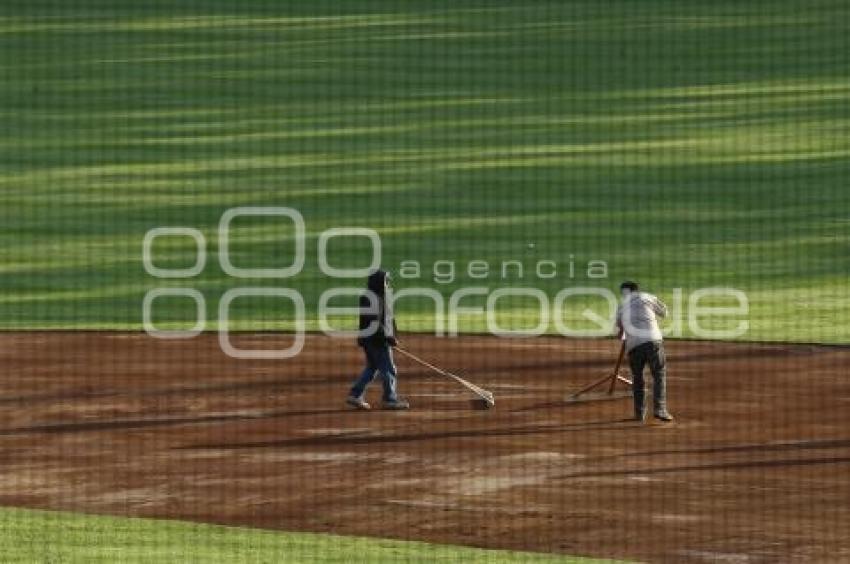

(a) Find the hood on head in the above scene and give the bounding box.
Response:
[367,269,390,295]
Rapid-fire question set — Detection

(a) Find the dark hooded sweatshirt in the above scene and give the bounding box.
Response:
[358,269,397,347]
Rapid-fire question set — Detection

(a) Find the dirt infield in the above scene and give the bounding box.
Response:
[0,332,848,562]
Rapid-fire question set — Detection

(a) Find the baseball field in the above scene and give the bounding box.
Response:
[1,0,848,562]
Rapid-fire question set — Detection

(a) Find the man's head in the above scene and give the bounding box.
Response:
[620,280,639,297]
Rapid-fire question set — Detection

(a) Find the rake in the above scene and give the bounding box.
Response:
[395,346,495,410]
[566,340,633,403]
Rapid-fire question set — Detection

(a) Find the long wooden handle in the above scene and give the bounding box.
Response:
[607,339,627,394]
[395,346,494,403]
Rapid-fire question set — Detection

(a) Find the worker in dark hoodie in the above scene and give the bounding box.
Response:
[346,269,410,410]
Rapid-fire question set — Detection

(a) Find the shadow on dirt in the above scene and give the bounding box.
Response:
[0,408,349,435]
[603,437,850,460]
[513,396,632,412]
[554,455,850,480]
[179,419,638,450]
[0,376,355,406]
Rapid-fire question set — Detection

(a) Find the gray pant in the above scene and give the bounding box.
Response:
[628,341,668,417]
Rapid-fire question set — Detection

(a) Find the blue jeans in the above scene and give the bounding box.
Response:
[350,343,398,402]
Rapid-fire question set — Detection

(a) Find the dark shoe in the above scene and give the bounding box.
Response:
[654,411,674,422]
[382,398,410,410]
[346,395,371,410]
[635,411,646,423]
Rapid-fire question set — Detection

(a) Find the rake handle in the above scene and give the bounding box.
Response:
[607,340,627,394]
[395,346,494,403]
[569,339,629,399]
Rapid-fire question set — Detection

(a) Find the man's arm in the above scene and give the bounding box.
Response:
[387,319,399,347]
[651,295,668,319]
[358,292,380,345]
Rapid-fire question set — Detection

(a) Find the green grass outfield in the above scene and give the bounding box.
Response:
[0,0,848,342]
[0,507,615,563]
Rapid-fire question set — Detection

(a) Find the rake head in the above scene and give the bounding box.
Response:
[565,367,633,404]
[469,393,495,410]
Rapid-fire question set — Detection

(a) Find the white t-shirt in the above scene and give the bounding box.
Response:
[616,292,667,352]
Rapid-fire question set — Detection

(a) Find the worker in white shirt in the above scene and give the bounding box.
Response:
[615,281,674,423]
